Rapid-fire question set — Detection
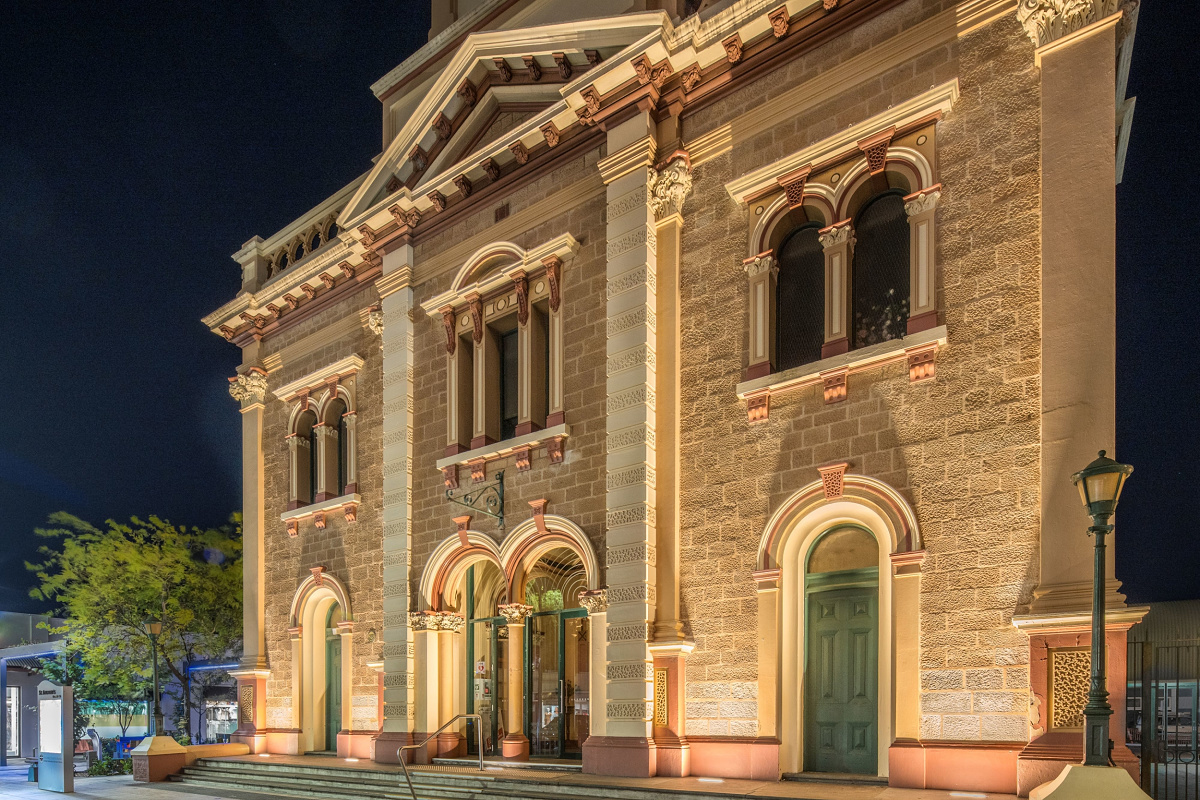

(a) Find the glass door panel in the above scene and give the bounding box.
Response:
[564,614,589,756]
[528,613,562,757]
[467,618,505,756]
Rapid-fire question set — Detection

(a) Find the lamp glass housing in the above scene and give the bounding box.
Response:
[146,621,163,636]
[1071,450,1133,520]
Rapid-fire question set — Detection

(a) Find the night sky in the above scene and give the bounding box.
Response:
[1,2,1195,614]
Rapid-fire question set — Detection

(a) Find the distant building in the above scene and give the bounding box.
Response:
[0,612,65,763]
[207,0,1144,793]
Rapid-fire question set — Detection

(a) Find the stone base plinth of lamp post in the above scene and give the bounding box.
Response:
[130,735,187,782]
[1030,764,1152,800]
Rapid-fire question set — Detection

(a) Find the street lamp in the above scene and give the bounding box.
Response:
[1070,450,1133,767]
[145,620,164,737]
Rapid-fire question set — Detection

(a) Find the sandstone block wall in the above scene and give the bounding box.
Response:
[258,288,385,731]
[409,148,611,605]
[677,6,1041,743]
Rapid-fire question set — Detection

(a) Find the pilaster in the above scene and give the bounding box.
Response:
[228,366,269,673]
[819,221,853,358]
[904,186,940,334]
[1026,7,1125,615]
[595,111,658,777]
[744,254,778,380]
[376,243,416,762]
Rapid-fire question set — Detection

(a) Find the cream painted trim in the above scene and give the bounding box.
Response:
[262,313,366,375]
[434,423,569,471]
[725,81,958,204]
[1011,605,1149,634]
[776,500,898,775]
[500,514,600,591]
[736,325,947,399]
[420,235,579,316]
[418,532,505,609]
[279,493,361,523]
[273,355,365,401]
[1033,10,1123,68]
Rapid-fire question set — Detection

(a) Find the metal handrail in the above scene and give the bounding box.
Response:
[397,713,483,800]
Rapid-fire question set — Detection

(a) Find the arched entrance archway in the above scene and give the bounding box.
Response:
[757,472,925,777]
[418,514,599,762]
[289,569,353,755]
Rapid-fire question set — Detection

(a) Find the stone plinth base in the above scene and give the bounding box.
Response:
[889,739,1022,794]
[502,733,530,761]
[654,736,691,777]
[1018,732,1141,796]
[688,736,779,781]
[1030,764,1151,800]
[131,736,187,782]
[372,731,414,764]
[582,736,656,777]
[337,731,376,758]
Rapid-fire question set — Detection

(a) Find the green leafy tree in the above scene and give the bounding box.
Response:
[37,641,93,743]
[29,513,242,741]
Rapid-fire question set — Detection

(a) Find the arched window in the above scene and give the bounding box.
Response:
[278,251,290,271]
[292,409,317,508]
[294,241,306,261]
[852,191,909,348]
[325,222,339,241]
[775,223,825,371]
[309,231,322,253]
[322,398,348,498]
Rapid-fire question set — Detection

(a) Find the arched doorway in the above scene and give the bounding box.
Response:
[803,525,879,774]
[521,547,589,759]
[289,569,353,756]
[451,560,507,757]
[324,604,344,754]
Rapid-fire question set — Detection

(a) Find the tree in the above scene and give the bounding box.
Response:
[37,642,93,744]
[28,513,242,741]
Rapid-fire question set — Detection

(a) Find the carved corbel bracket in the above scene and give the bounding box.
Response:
[747,393,770,424]
[817,461,849,499]
[778,164,812,209]
[440,306,457,355]
[857,126,896,175]
[467,294,484,345]
[542,255,562,312]
[907,342,938,382]
[822,367,848,404]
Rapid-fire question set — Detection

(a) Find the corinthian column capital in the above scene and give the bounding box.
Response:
[228,368,268,405]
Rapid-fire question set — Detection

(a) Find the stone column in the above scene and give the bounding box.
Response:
[819,221,853,358]
[752,569,781,741]
[376,241,416,763]
[580,591,609,744]
[228,366,270,752]
[499,603,533,760]
[436,613,466,757]
[744,254,778,380]
[546,256,565,427]
[342,411,358,494]
[313,424,338,501]
[410,614,440,764]
[593,111,658,778]
[1025,0,1126,617]
[904,186,940,334]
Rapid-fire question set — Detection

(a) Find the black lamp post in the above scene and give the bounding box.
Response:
[146,620,164,737]
[1070,450,1133,767]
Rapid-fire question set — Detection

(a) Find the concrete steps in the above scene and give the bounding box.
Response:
[170,757,741,800]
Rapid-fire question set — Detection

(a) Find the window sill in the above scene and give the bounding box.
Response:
[436,423,570,471]
[736,325,947,401]
[280,493,361,522]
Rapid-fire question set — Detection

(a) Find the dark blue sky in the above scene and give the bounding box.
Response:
[0,1,1195,613]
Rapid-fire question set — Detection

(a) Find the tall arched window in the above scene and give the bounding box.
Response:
[323,398,348,498]
[292,409,317,508]
[852,191,910,348]
[775,223,826,371]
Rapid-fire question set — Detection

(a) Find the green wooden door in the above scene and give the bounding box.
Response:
[325,620,342,751]
[805,586,878,774]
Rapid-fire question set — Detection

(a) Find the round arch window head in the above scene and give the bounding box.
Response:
[1071,450,1133,521]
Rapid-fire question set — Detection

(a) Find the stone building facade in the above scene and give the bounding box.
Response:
[206,0,1144,792]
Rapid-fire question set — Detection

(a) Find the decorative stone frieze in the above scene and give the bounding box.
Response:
[818,462,849,500]
[649,156,693,218]
[578,589,609,615]
[498,603,534,624]
[1017,0,1120,47]
[368,309,384,336]
[769,6,790,36]
[228,369,268,404]
[723,33,743,63]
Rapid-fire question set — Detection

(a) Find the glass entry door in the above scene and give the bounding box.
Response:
[466,616,506,756]
[526,608,588,758]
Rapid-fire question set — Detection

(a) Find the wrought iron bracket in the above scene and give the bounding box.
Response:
[446,470,505,526]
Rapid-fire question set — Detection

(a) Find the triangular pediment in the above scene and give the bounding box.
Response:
[339,14,671,228]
